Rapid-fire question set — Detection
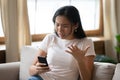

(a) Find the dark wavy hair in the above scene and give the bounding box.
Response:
[52,5,86,39]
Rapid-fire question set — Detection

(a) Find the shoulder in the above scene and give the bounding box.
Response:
[44,33,58,41]
[45,33,56,37]
[76,38,94,48]
[46,33,57,38]
[79,37,93,43]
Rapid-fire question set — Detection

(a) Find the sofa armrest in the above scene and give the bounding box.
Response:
[0,62,20,80]
[112,63,120,80]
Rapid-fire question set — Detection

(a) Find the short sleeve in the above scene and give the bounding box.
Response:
[85,39,96,56]
[39,34,52,52]
[78,38,96,56]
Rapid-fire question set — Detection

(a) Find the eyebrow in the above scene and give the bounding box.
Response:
[55,22,71,26]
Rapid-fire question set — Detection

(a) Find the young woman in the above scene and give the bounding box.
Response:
[29,5,96,80]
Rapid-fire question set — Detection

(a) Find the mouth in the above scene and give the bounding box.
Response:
[57,32,65,38]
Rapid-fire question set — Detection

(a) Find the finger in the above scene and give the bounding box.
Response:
[36,63,42,67]
[65,50,72,54]
[67,46,73,51]
[36,66,49,70]
[84,46,90,53]
[38,69,50,73]
[65,45,78,53]
[68,45,77,50]
[37,67,50,73]
[71,45,75,49]
[71,45,77,49]
[73,45,78,50]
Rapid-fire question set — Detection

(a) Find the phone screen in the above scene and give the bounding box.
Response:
[38,56,48,66]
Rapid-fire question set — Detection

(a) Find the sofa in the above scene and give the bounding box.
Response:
[0,46,120,80]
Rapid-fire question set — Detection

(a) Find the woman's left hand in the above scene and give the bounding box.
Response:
[65,45,90,62]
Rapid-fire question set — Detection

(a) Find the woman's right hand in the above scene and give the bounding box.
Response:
[35,62,50,74]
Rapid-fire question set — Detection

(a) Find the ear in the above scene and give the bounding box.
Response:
[75,23,78,29]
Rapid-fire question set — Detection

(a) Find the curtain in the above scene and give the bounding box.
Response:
[17,0,31,47]
[0,0,31,62]
[103,0,120,61]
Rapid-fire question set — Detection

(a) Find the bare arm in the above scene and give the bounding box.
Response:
[77,56,95,80]
[66,45,95,80]
[29,49,49,76]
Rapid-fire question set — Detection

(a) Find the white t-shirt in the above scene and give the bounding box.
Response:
[39,33,96,80]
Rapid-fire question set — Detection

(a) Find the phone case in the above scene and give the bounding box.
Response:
[38,56,48,66]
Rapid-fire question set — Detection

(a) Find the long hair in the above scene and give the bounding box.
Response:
[52,5,86,39]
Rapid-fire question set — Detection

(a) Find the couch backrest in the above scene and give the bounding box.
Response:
[20,46,116,80]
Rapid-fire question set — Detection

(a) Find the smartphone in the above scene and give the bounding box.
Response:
[38,56,48,66]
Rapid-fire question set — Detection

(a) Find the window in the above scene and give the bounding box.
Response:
[0,26,4,37]
[0,13,4,37]
[27,0,103,41]
[0,0,103,43]
[0,13,5,44]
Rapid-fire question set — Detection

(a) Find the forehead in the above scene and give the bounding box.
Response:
[55,16,71,24]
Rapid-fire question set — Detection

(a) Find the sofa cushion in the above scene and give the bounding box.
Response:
[93,62,116,80]
[20,46,39,80]
[112,63,120,80]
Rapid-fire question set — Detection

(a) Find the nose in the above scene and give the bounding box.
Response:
[58,25,63,32]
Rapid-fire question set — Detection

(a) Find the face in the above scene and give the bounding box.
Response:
[55,16,76,40]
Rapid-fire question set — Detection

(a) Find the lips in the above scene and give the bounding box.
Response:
[58,32,65,38]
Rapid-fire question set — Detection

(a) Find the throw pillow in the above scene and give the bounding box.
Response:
[93,62,116,80]
[19,46,39,80]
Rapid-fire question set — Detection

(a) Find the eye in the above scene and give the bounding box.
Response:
[62,25,70,28]
[55,23,59,27]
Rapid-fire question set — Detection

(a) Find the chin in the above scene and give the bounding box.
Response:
[58,35,65,39]
[59,36,64,39]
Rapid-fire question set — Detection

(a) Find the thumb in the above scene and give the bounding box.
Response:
[84,46,90,53]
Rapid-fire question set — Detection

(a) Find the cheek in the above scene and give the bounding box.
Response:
[55,27,59,32]
[54,26,58,31]
[65,29,70,32]
[64,29,72,34]
[62,27,72,33]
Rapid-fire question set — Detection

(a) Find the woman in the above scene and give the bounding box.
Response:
[29,5,96,80]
